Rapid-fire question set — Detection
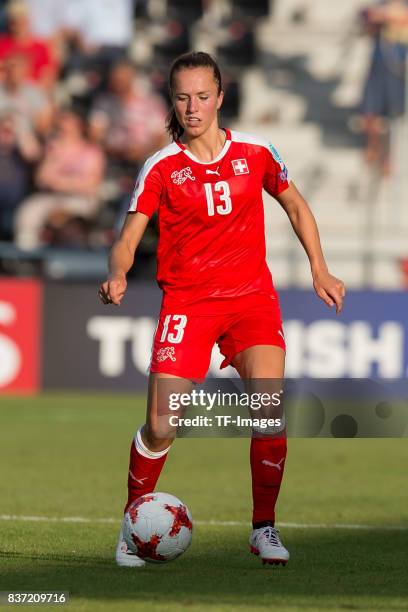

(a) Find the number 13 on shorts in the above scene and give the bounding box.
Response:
[160,314,188,344]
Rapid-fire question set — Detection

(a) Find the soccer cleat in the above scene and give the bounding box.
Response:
[115,519,146,568]
[249,526,290,566]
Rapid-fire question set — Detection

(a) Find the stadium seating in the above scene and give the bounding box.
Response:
[230,0,271,19]
[167,0,203,23]
[1,0,406,288]
[231,0,408,289]
[151,18,191,67]
[216,20,256,68]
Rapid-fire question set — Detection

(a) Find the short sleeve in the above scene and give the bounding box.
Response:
[128,161,163,217]
[263,144,290,197]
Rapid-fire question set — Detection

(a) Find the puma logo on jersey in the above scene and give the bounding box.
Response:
[206,166,220,176]
[262,458,285,471]
[171,167,196,185]
[156,346,176,362]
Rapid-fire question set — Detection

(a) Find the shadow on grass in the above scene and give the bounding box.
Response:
[1,530,408,608]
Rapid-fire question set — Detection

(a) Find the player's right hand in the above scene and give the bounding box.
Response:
[98,274,127,305]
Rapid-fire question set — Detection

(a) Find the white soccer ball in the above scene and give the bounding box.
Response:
[123,492,193,563]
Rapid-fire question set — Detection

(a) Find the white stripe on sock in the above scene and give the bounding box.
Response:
[135,428,170,459]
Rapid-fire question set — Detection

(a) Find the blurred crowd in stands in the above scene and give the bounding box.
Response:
[361,0,408,174]
[1,0,408,284]
[0,0,170,251]
[0,0,269,257]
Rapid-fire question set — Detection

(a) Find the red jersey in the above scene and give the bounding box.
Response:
[128,129,290,311]
[0,36,56,83]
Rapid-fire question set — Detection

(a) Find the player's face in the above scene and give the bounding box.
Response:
[172,67,223,138]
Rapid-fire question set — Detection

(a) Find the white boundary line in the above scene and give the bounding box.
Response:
[0,514,407,531]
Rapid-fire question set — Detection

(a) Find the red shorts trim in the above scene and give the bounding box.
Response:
[150,293,285,380]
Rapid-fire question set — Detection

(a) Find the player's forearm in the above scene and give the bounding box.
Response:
[108,240,135,279]
[108,212,150,279]
[277,185,328,274]
[289,205,328,275]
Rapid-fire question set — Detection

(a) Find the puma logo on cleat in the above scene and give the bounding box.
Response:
[262,458,285,471]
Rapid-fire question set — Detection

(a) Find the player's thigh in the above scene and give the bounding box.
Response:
[150,311,218,381]
[219,300,286,433]
[233,345,285,379]
[144,372,194,448]
[219,298,286,378]
[146,311,221,448]
[233,346,286,437]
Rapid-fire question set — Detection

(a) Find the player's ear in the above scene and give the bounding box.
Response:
[217,90,224,110]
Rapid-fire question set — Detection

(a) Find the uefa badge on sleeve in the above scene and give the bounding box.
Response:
[232,159,249,175]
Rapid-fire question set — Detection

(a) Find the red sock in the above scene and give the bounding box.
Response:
[250,435,287,527]
[124,429,170,513]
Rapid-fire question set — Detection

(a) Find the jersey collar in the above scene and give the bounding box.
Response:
[176,128,232,165]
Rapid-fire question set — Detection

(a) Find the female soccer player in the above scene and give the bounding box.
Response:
[99,52,345,567]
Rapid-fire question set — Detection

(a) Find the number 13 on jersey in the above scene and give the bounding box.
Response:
[204,181,232,217]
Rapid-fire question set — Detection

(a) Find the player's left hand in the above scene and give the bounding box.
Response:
[312,269,345,314]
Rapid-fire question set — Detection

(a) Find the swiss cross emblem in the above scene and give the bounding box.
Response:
[231,158,249,175]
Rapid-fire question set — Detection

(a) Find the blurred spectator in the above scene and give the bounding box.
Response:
[0,52,54,136]
[24,0,68,68]
[89,59,167,192]
[0,110,41,240]
[361,0,408,170]
[15,108,105,250]
[25,0,64,39]
[0,0,58,89]
[62,0,134,90]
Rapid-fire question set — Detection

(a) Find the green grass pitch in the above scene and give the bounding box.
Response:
[0,393,407,611]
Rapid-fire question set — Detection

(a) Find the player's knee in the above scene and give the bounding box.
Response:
[142,423,175,452]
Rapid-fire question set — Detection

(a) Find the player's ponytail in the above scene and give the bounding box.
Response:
[166,51,223,141]
[166,107,184,142]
